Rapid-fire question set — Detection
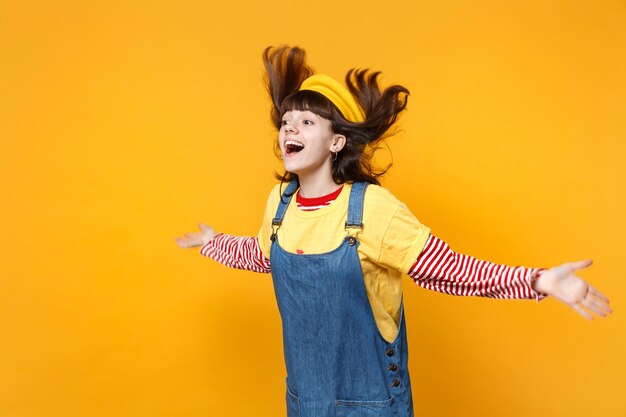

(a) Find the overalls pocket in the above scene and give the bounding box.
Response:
[335,397,395,417]
[286,384,301,417]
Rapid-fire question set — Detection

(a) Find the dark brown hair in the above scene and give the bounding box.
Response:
[263,45,409,187]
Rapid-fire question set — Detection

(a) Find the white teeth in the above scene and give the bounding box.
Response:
[285,140,304,147]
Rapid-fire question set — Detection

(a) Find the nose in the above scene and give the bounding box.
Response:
[283,123,297,134]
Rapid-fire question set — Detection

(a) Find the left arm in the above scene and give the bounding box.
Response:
[409,235,611,319]
[409,234,545,300]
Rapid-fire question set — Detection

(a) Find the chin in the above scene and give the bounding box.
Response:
[282,162,301,175]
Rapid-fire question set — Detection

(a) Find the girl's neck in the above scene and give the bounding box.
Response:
[297,172,342,198]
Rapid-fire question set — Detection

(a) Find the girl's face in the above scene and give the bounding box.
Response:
[278,110,344,178]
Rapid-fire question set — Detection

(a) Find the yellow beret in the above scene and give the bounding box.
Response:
[299,74,365,123]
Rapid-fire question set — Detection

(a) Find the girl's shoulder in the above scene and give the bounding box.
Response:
[263,182,289,212]
[363,183,404,208]
[362,183,423,227]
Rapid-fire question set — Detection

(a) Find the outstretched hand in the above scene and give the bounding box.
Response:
[175,223,216,248]
[533,259,612,320]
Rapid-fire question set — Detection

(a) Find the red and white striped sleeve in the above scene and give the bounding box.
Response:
[408,235,547,301]
[200,233,271,273]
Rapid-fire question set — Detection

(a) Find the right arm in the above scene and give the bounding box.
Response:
[175,223,271,273]
[200,233,271,273]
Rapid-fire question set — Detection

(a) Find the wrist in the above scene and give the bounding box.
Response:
[531,268,551,295]
[204,231,220,246]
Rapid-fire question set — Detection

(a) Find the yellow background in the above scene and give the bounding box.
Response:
[1,1,624,416]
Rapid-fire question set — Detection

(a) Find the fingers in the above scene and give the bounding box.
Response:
[568,284,612,320]
[175,237,190,248]
[199,223,216,243]
[175,223,214,249]
[571,303,593,320]
[199,223,214,232]
[559,259,611,320]
[579,295,612,318]
[569,259,593,271]
[588,285,610,304]
[175,233,201,248]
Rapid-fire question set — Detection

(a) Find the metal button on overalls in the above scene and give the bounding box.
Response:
[269,181,415,417]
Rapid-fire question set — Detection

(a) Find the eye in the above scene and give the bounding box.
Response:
[303,119,313,125]
[281,120,288,126]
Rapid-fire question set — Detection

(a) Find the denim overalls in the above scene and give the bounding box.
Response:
[269,181,414,417]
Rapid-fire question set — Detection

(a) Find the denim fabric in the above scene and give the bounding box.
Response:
[270,182,414,417]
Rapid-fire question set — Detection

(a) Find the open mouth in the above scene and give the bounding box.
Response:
[284,140,305,155]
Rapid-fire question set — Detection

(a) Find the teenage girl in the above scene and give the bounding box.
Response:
[176,46,611,417]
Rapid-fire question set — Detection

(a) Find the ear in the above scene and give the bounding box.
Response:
[330,134,347,152]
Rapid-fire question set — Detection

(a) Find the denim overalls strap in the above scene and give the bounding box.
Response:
[270,181,299,242]
[270,181,414,417]
[346,181,367,230]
